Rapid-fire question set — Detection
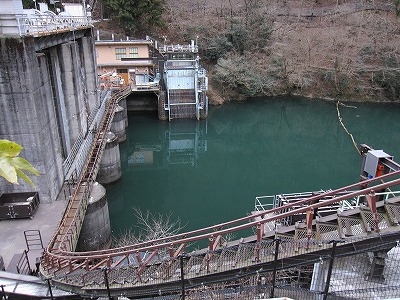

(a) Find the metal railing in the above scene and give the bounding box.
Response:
[40,169,400,294]
[43,87,131,258]
[158,44,198,53]
[16,14,92,37]
[255,190,400,213]
[63,88,112,179]
[38,82,400,297]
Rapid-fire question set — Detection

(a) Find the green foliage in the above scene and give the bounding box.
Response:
[0,140,40,187]
[375,53,400,101]
[203,1,273,62]
[396,0,400,16]
[205,35,233,62]
[103,0,165,34]
[213,52,279,98]
[22,0,35,9]
[229,20,250,54]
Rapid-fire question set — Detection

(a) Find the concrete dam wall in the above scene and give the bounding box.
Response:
[0,30,98,203]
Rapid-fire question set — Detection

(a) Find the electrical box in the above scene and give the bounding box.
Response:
[364,150,393,178]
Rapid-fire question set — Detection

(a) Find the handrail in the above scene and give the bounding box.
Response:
[43,87,131,258]
[40,85,400,283]
[41,168,400,273]
[16,14,92,37]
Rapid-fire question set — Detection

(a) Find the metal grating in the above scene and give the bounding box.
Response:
[276,234,297,258]
[108,266,136,285]
[258,240,276,262]
[218,247,239,269]
[186,255,203,275]
[360,209,390,232]
[200,252,220,273]
[338,216,366,237]
[316,222,341,240]
[235,243,256,268]
[385,203,400,225]
[168,89,197,119]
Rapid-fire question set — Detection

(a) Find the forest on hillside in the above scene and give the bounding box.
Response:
[96,0,400,103]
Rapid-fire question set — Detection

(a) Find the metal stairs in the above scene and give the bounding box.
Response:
[50,195,400,297]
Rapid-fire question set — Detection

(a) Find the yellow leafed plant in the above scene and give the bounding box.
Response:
[0,139,40,187]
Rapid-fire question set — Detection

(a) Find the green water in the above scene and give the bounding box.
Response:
[106,96,400,237]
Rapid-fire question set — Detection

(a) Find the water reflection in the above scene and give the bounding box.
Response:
[108,98,400,237]
[127,120,208,167]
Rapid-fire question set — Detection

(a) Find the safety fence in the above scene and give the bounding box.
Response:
[177,238,400,300]
[48,235,400,299]
[38,169,400,298]
[44,87,131,260]
[62,88,111,179]
[16,14,91,37]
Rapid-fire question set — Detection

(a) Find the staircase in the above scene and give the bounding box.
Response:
[47,189,400,298]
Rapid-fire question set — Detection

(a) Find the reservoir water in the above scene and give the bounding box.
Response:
[106,96,400,238]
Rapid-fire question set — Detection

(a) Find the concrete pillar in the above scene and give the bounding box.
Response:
[59,41,88,144]
[97,132,121,184]
[81,36,99,112]
[158,91,167,120]
[76,182,111,251]
[118,97,128,128]
[48,47,71,155]
[111,104,126,142]
[0,37,64,203]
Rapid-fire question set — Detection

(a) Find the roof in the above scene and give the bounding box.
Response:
[95,40,153,46]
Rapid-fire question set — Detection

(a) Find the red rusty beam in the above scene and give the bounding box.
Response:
[306,209,314,239]
[42,172,400,272]
[209,235,222,251]
[256,223,264,243]
[137,250,159,274]
[173,243,186,258]
[366,192,379,233]
[53,169,400,259]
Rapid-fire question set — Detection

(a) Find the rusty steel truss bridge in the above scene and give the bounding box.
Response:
[36,87,400,299]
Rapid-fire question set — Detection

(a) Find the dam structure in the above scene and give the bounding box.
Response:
[0,0,99,203]
[2,1,400,299]
[157,42,208,121]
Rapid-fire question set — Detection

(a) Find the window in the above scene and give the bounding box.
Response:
[115,48,126,59]
[129,47,139,58]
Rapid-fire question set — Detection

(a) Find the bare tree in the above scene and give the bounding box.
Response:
[113,207,186,247]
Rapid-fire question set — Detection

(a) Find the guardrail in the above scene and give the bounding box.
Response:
[41,169,400,278]
[44,87,131,258]
[16,14,92,36]
[158,44,198,53]
[63,89,112,179]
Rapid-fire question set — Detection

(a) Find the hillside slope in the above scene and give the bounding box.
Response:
[162,0,400,103]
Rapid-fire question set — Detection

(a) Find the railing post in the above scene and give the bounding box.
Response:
[209,235,214,251]
[180,254,186,300]
[256,222,264,242]
[270,238,280,298]
[366,192,379,232]
[102,267,112,300]
[1,284,6,300]
[46,278,54,300]
[323,240,337,300]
